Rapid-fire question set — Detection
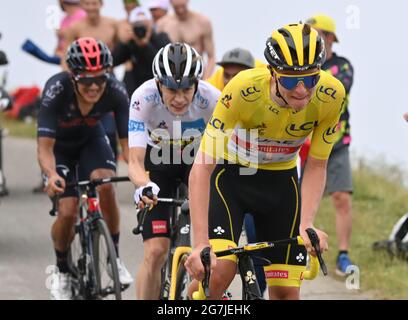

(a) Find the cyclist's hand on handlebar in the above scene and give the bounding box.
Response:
[134,182,160,209]
[300,226,328,256]
[45,174,65,197]
[185,244,217,281]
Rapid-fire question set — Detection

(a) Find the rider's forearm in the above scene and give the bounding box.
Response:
[128,147,149,187]
[37,139,57,178]
[189,161,215,248]
[300,157,328,228]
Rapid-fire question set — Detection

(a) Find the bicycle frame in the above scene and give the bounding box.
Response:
[50,176,130,299]
[71,187,103,298]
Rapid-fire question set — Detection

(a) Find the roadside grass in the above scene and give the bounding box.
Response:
[315,160,408,299]
[0,114,36,139]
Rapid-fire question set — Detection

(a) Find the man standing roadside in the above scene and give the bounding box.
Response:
[156,0,215,79]
[307,14,355,276]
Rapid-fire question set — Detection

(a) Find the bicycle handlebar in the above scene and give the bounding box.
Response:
[192,228,327,300]
[48,176,131,216]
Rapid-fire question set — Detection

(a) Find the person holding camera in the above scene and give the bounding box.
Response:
[112,7,170,95]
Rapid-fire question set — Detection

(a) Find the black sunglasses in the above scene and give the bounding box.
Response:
[74,73,109,87]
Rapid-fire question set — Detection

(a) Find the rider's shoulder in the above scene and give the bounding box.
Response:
[313,70,346,104]
[131,79,161,106]
[224,68,270,102]
[106,75,128,98]
[232,67,269,86]
[44,72,71,90]
[197,80,221,98]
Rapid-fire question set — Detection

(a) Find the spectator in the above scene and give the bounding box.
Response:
[112,6,170,95]
[123,0,140,16]
[156,0,215,79]
[118,0,141,97]
[147,0,170,26]
[56,0,87,58]
[207,47,268,90]
[307,14,355,276]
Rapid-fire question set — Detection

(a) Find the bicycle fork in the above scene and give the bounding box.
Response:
[237,255,264,300]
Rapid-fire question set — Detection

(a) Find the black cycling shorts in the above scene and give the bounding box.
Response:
[208,163,307,269]
[54,135,116,198]
[141,146,191,241]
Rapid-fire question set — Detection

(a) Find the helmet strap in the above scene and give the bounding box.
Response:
[274,76,289,106]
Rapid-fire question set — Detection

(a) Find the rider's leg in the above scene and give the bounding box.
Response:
[51,197,78,272]
[268,286,300,300]
[188,259,236,299]
[135,237,170,299]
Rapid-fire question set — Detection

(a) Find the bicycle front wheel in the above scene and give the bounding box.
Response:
[174,253,192,300]
[92,219,122,300]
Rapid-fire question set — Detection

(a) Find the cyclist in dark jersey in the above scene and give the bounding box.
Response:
[37,37,133,300]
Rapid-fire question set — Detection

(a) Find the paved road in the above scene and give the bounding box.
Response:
[0,137,374,300]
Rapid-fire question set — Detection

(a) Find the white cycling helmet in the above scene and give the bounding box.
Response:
[152,42,203,89]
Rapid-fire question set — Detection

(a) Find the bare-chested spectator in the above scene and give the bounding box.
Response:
[147,0,170,26]
[62,0,120,57]
[156,0,215,79]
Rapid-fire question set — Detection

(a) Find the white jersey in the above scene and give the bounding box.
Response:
[129,79,220,149]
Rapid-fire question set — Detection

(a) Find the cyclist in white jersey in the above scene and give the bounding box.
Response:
[128,42,220,299]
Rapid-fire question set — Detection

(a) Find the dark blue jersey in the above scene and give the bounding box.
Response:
[37,72,129,148]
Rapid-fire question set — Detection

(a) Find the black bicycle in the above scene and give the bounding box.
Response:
[50,176,131,300]
[194,228,328,300]
[133,184,191,300]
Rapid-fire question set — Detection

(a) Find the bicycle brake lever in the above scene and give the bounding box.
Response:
[200,247,211,298]
[305,228,328,276]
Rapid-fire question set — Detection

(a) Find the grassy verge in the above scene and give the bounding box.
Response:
[0,113,36,139]
[315,160,408,299]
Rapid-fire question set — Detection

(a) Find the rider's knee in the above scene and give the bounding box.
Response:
[268,286,300,300]
[58,199,78,223]
[144,240,168,268]
[97,182,115,196]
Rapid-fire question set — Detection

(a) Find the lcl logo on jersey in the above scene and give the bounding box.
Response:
[240,86,261,102]
[285,121,319,137]
[322,123,339,144]
[209,116,226,133]
[316,86,337,103]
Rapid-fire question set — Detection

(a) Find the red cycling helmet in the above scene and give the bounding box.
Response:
[66,37,113,73]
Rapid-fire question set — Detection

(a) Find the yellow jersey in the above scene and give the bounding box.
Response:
[207,60,267,91]
[200,67,346,170]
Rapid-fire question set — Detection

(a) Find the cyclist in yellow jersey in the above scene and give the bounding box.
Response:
[185,23,345,300]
